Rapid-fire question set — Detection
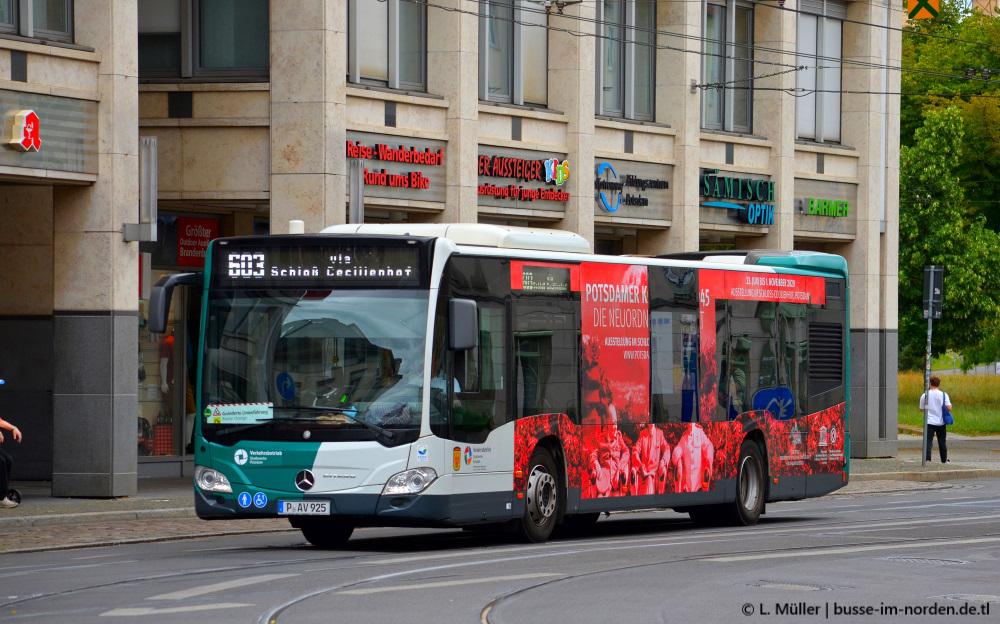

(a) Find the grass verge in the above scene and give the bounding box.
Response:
[898,372,1000,436]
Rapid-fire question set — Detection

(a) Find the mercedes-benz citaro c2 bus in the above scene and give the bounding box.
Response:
[148,223,849,547]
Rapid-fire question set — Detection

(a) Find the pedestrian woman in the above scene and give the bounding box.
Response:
[0,415,22,507]
[919,375,951,464]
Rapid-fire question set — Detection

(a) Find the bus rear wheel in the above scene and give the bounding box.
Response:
[727,439,765,526]
[293,517,354,548]
[518,447,559,543]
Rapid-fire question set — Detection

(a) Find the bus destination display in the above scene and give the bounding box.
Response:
[216,244,423,288]
[521,265,572,292]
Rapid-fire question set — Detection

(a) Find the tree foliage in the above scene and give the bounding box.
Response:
[898,106,1000,369]
[901,1,1000,229]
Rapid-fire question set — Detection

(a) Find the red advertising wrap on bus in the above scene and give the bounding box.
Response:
[514,264,845,502]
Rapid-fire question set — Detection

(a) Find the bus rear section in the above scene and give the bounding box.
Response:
[150,224,849,546]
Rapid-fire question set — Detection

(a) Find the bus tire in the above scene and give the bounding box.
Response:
[295,517,354,548]
[728,439,765,526]
[517,447,560,543]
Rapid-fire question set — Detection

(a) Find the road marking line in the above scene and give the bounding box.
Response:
[101,603,251,616]
[148,573,298,600]
[706,537,1000,562]
[337,573,560,595]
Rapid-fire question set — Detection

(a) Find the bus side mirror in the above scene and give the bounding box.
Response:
[449,299,478,351]
[148,273,203,334]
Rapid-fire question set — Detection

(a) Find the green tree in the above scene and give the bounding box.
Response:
[898,106,1000,369]
[901,2,1000,228]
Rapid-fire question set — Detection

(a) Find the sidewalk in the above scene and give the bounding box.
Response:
[1,435,998,554]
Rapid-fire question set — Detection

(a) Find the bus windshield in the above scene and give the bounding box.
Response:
[201,289,429,447]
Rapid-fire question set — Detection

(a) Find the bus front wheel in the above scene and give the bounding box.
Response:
[518,447,560,543]
[728,439,765,526]
[293,517,354,548]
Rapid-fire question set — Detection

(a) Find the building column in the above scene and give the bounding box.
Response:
[269,0,347,234]
[841,0,898,457]
[550,5,596,246]
[660,0,702,253]
[426,0,478,225]
[50,0,139,497]
[754,2,796,250]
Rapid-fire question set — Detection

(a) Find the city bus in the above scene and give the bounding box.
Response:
[148,223,849,547]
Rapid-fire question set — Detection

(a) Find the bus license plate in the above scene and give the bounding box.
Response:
[278,500,330,516]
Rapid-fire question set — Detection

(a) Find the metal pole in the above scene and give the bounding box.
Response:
[922,315,933,467]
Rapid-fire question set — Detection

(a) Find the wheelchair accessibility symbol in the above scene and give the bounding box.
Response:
[253,492,268,508]
[238,492,251,508]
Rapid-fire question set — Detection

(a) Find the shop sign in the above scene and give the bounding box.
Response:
[151,215,221,269]
[700,169,775,226]
[594,161,670,213]
[801,197,849,217]
[177,217,220,267]
[477,146,571,209]
[7,110,41,152]
[345,131,446,204]
[1,91,97,174]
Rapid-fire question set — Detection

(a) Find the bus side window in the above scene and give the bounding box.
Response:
[513,299,579,422]
[649,267,699,424]
[452,304,507,440]
[439,256,511,443]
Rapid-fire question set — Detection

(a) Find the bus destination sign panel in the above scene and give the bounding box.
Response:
[510,260,580,293]
[214,242,424,288]
[521,265,572,293]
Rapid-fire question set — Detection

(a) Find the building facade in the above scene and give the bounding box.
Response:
[0,0,898,496]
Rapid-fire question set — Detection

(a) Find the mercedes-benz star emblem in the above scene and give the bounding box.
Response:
[295,470,315,491]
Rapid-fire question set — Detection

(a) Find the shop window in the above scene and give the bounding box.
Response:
[0,0,72,42]
[795,0,845,143]
[479,0,548,106]
[596,0,654,120]
[139,0,269,80]
[348,0,426,91]
[702,0,753,133]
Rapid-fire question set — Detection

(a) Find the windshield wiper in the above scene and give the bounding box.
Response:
[286,405,395,441]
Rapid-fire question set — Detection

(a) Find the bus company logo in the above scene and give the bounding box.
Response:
[453,446,461,471]
[789,423,802,447]
[544,158,570,185]
[7,110,41,152]
[416,445,429,462]
[464,446,473,466]
[819,425,829,447]
[234,449,249,465]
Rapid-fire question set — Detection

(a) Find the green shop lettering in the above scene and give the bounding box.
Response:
[807,198,849,217]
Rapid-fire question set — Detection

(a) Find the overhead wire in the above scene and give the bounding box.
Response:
[427,0,1000,92]
[399,0,1000,98]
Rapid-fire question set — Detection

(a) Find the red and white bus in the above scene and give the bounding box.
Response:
[150,224,849,546]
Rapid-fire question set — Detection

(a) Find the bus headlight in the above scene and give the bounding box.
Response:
[383,468,438,495]
[195,465,233,493]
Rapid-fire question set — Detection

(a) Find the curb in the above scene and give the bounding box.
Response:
[0,507,195,528]
[851,468,1000,483]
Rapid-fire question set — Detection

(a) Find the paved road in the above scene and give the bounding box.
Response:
[2,477,998,624]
